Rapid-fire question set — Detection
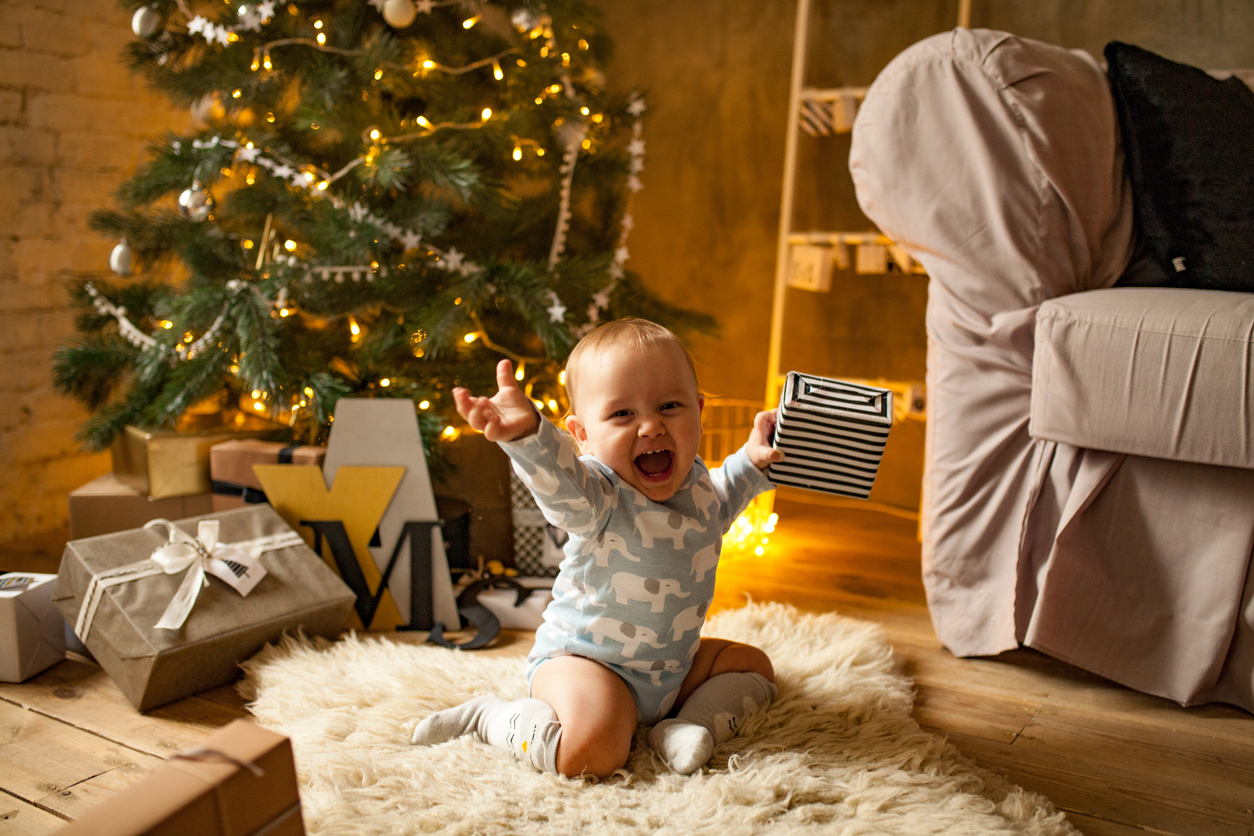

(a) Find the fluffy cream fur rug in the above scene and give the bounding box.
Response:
[238,602,1076,835]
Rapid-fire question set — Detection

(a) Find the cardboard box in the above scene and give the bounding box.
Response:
[69,473,214,541]
[767,371,893,499]
[56,718,304,836]
[53,505,355,711]
[111,416,287,499]
[0,572,66,682]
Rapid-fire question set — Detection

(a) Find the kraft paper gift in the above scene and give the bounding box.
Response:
[111,416,286,499]
[69,473,213,541]
[209,439,326,512]
[0,572,67,682]
[52,505,354,711]
[56,718,304,836]
[767,371,893,499]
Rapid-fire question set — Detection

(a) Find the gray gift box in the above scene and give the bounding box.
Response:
[767,371,893,499]
[53,504,355,711]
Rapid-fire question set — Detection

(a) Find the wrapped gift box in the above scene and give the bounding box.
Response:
[111,416,287,499]
[767,371,893,499]
[53,505,355,711]
[476,576,553,630]
[509,471,566,577]
[69,473,213,541]
[0,572,66,682]
[57,718,303,836]
[209,440,326,512]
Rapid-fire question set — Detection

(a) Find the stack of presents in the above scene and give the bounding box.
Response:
[0,373,893,834]
[0,400,563,835]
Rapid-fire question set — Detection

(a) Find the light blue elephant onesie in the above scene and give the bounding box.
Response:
[500,417,775,724]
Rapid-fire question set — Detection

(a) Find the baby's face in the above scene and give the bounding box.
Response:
[565,342,703,503]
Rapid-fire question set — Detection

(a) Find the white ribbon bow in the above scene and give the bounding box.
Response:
[146,519,257,630]
[74,518,301,641]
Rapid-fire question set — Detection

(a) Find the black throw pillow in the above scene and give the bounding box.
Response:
[1105,41,1254,292]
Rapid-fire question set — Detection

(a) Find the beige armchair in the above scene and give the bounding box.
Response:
[849,28,1254,710]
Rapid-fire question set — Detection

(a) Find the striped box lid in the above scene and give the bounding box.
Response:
[766,372,892,499]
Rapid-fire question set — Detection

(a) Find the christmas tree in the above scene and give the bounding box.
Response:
[54,0,712,461]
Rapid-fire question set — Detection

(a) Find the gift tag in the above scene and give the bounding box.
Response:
[0,573,36,594]
[206,549,267,597]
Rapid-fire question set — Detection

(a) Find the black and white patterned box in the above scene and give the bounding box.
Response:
[510,471,566,577]
[767,372,892,499]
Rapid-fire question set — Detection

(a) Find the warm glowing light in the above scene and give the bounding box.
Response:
[515,364,526,381]
[263,54,272,70]
[462,14,480,28]
[316,32,326,44]
[417,115,432,128]
[481,107,492,120]
[374,69,383,80]
[380,378,390,387]
[243,239,255,249]
[229,364,240,374]
[442,425,457,437]
[350,319,361,337]
[284,239,296,251]
[558,369,567,385]
[303,171,315,182]
[513,146,522,161]
[159,320,173,329]
[422,59,436,70]
[578,38,589,50]
[580,106,590,115]
[536,147,545,156]
[232,89,242,98]
[463,332,478,343]
[251,389,262,398]
[279,308,292,317]
[517,59,527,67]
[414,348,425,358]
[535,97,543,105]
[419,400,430,409]
[561,52,570,67]
[547,398,558,411]
[581,138,591,149]
[754,546,765,556]
[548,84,562,94]
[532,399,543,410]
[183,332,194,343]
[369,128,381,140]
[317,180,329,190]
[493,60,503,81]
[251,54,260,71]
[253,401,265,412]
[313,19,323,29]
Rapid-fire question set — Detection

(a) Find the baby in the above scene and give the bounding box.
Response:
[412,318,783,778]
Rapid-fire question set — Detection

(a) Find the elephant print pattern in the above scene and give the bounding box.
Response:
[500,417,775,724]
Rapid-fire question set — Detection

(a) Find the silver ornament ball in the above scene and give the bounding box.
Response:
[178,185,213,221]
[382,0,416,28]
[511,7,540,32]
[109,240,132,275]
[132,5,161,38]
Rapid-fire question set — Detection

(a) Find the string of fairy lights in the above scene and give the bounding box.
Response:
[102,0,647,430]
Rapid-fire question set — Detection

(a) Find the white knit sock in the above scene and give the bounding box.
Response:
[649,672,776,774]
[411,695,562,773]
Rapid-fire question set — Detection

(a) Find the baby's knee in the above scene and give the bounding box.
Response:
[555,717,634,779]
[713,643,775,682]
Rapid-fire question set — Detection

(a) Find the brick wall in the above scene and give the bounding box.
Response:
[0,0,184,545]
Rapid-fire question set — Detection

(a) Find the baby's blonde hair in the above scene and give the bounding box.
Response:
[564,318,700,415]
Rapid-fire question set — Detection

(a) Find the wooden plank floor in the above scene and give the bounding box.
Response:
[3,495,1253,835]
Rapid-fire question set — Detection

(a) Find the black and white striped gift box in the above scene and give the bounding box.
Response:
[767,372,892,498]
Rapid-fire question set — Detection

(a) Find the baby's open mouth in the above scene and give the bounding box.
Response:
[634,449,674,480]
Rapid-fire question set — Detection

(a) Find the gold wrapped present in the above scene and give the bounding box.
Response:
[52,505,354,711]
[111,414,287,499]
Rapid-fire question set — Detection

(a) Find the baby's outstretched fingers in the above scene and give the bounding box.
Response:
[495,358,520,393]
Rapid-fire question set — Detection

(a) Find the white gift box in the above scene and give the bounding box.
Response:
[0,572,67,682]
[767,372,893,499]
[477,577,554,630]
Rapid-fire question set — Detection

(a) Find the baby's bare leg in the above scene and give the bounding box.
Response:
[650,638,777,775]
[531,655,638,779]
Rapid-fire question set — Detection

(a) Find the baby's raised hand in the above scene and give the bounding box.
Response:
[452,359,541,443]
[747,409,786,471]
